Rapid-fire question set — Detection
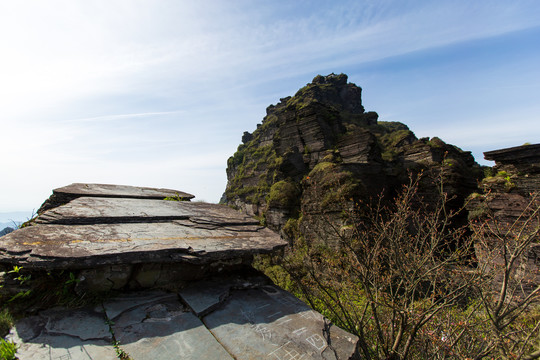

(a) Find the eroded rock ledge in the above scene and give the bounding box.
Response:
[1,183,360,359]
[0,183,284,273]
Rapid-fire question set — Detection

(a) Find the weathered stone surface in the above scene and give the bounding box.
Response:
[38,183,195,214]
[202,285,359,359]
[10,334,117,360]
[0,221,286,269]
[7,307,117,360]
[110,293,234,360]
[36,197,259,225]
[337,128,380,164]
[484,143,540,195]
[484,143,540,166]
[78,264,134,291]
[9,275,359,360]
[179,275,359,359]
[54,183,195,200]
[73,262,248,293]
[178,273,269,316]
[42,307,112,341]
[119,311,234,360]
[0,186,286,270]
[102,290,178,320]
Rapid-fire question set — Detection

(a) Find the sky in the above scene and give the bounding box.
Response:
[1,0,539,216]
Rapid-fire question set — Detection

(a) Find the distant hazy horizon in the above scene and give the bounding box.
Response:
[0,211,35,224]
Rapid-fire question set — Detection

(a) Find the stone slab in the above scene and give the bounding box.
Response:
[102,290,178,320]
[7,282,359,360]
[52,183,194,200]
[178,274,270,316]
[35,197,260,225]
[180,280,237,317]
[7,307,117,360]
[117,312,234,360]
[0,221,286,269]
[484,143,540,162]
[10,334,117,360]
[42,307,112,341]
[107,292,234,360]
[202,285,359,359]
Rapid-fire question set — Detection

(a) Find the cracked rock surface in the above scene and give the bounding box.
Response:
[8,307,117,359]
[8,275,359,359]
[2,183,359,358]
[0,185,287,270]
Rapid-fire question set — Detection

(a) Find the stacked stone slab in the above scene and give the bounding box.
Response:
[0,183,360,359]
[0,183,285,288]
[467,144,540,296]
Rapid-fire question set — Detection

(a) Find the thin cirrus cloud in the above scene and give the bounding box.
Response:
[1,1,539,212]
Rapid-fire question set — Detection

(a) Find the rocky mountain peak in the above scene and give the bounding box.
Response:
[224,74,482,235]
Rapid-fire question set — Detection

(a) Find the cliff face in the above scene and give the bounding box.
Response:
[223,74,482,237]
[467,144,540,295]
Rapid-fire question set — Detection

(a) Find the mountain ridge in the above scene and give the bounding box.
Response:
[223,73,482,237]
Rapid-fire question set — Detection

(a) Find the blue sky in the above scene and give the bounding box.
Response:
[1,0,539,214]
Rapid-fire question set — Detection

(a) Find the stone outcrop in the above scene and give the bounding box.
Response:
[0,183,286,286]
[483,143,540,195]
[223,74,482,239]
[467,144,540,295]
[1,183,360,359]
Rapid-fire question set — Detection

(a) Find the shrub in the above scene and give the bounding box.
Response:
[266,180,299,209]
[260,172,540,359]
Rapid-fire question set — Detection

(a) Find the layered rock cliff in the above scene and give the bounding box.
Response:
[467,144,540,295]
[223,74,482,238]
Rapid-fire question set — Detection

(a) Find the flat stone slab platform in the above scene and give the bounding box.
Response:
[37,183,195,214]
[51,183,195,200]
[0,185,286,270]
[8,276,359,359]
[34,197,260,225]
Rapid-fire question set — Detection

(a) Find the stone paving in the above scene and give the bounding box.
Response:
[8,275,359,359]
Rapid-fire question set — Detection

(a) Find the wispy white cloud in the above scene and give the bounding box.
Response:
[1,0,539,211]
[63,111,185,124]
